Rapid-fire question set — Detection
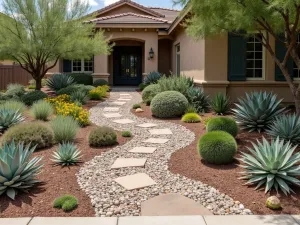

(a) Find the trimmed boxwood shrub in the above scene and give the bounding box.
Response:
[151,91,188,118]
[2,122,54,149]
[21,90,48,106]
[181,113,201,123]
[69,73,93,85]
[198,131,237,164]
[56,84,93,96]
[141,84,161,103]
[206,117,238,137]
[89,126,117,147]
[53,195,78,212]
[93,79,108,87]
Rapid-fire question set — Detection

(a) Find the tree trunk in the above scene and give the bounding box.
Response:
[35,77,42,91]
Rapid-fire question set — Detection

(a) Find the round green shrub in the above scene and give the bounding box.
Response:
[2,122,54,149]
[198,131,237,164]
[56,84,91,96]
[182,113,201,123]
[150,91,188,118]
[51,116,80,143]
[139,83,148,91]
[69,73,93,85]
[132,104,141,109]
[31,100,54,121]
[93,79,108,87]
[89,126,117,147]
[21,90,48,106]
[53,195,78,212]
[122,131,132,137]
[206,117,238,137]
[141,84,161,102]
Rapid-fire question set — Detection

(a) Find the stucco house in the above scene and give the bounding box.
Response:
[49,0,298,102]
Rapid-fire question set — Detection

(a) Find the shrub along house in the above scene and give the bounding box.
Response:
[48,0,298,102]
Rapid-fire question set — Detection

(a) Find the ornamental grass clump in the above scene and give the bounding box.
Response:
[89,126,117,147]
[198,131,237,164]
[232,92,286,132]
[240,137,300,195]
[0,109,24,131]
[157,75,194,97]
[31,100,54,121]
[51,116,80,143]
[53,195,78,212]
[0,141,43,200]
[0,100,26,113]
[151,91,188,118]
[70,90,89,105]
[267,114,300,144]
[52,143,82,166]
[5,84,26,98]
[88,86,108,100]
[122,131,132,137]
[181,113,201,123]
[2,122,54,149]
[210,93,231,115]
[206,117,238,137]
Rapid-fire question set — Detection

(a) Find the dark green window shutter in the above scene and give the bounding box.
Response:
[275,40,294,81]
[63,59,72,73]
[228,33,247,81]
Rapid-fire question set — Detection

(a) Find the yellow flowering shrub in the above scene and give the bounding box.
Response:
[89,86,108,100]
[45,94,89,126]
[55,102,90,126]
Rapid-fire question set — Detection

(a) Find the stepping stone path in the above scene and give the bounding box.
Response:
[143,138,170,144]
[128,147,157,154]
[78,89,252,217]
[103,113,122,118]
[104,107,120,112]
[111,158,147,169]
[114,173,156,190]
[149,128,173,135]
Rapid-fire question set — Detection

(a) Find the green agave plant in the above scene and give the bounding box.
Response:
[210,93,231,115]
[232,92,286,132]
[186,87,210,113]
[0,109,24,131]
[0,141,43,199]
[144,71,162,85]
[46,74,75,92]
[240,137,300,195]
[267,114,300,144]
[52,143,82,167]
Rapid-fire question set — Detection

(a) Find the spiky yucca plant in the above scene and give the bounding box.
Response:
[186,87,210,113]
[0,141,43,199]
[232,92,286,132]
[52,143,82,167]
[240,137,300,195]
[267,114,300,144]
[210,93,231,115]
[46,74,75,91]
[0,109,24,131]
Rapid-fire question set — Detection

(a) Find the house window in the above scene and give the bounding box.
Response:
[293,35,300,79]
[246,34,265,79]
[176,44,181,75]
[72,58,93,73]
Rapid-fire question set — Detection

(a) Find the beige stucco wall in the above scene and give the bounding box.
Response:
[158,39,172,75]
[171,28,205,80]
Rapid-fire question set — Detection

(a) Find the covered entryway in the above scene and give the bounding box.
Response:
[113,46,143,86]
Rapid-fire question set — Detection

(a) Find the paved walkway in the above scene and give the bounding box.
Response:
[2,215,300,225]
[77,88,251,216]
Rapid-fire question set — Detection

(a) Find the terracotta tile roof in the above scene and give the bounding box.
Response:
[93,0,165,18]
[89,12,170,24]
[148,7,180,12]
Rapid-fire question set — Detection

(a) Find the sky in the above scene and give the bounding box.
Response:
[0,0,181,12]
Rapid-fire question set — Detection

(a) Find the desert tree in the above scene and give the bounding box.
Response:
[174,0,300,114]
[0,0,111,90]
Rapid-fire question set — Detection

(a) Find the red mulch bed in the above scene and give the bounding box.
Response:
[132,103,300,215]
[0,99,131,218]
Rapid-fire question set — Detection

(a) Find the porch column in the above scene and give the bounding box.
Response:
[143,34,158,80]
[92,54,110,82]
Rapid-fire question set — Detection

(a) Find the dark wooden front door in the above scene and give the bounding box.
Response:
[113,46,143,86]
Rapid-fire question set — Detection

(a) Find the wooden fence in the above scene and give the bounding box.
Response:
[0,65,32,90]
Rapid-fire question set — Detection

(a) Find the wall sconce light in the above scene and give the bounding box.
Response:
[148,48,154,60]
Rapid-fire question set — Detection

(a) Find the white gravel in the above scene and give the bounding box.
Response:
[76,88,252,217]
